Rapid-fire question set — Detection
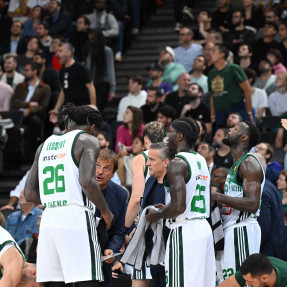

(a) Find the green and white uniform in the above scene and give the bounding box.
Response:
[132,150,152,280]
[0,226,25,279]
[164,152,215,287]
[221,153,265,281]
[37,130,103,283]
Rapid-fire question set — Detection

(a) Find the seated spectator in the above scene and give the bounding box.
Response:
[244,68,268,120]
[213,127,233,169]
[252,22,281,69]
[145,63,173,99]
[196,119,208,144]
[243,0,264,30]
[174,26,203,73]
[158,46,186,91]
[253,58,276,95]
[198,141,216,174]
[266,48,287,75]
[193,9,213,44]
[97,131,111,149]
[5,190,43,245]
[255,142,280,186]
[203,41,215,75]
[0,65,14,111]
[7,0,30,19]
[11,62,51,152]
[236,43,257,71]
[206,29,224,45]
[69,15,91,63]
[141,87,164,124]
[36,21,52,51]
[211,0,232,34]
[17,37,42,75]
[164,72,190,118]
[224,9,255,57]
[226,112,242,128]
[46,34,63,70]
[2,53,25,90]
[86,29,116,112]
[115,106,144,157]
[46,0,73,40]
[181,83,211,133]
[0,20,27,56]
[117,135,144,187]
[87,0,119,44]
[156,104,176,134]
[22,5,42,38]
[276,170,287,210]
[278,20,287,68]
[268,72,287,116]
[190,55,208,94]
[116,75,146,122]
[275,112,287,170]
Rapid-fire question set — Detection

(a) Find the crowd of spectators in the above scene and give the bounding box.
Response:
[1,0,287,285]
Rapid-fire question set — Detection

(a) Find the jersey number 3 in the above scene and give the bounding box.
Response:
[190,184,206,213]
[43,164,66,195]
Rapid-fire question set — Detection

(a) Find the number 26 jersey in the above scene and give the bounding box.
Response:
[38,130,95,212]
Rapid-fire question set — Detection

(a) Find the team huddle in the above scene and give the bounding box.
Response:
[1,103,286,287]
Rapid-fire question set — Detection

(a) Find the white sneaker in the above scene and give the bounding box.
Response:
[115,51,122,62]
[174,22,182,31]
[131,28,139,35]
[183,6,194,20]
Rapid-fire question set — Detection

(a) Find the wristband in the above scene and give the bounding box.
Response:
[124,226,130,235]
[247,112,252,116]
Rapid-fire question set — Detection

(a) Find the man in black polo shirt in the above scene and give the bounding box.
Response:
[49,42,96,123]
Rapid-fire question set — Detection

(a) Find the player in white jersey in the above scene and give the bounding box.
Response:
[24,103,113,287]
[124,122,164,287]
[147,117,216,287]
[212,122,264,281]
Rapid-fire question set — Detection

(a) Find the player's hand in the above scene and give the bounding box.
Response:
[146,209,160,222]
[0,205,14,211]
[154,203,165,210]
[112,261,123,278]
[281,118,287,130]
[103,211,113,231]
[104,249,115,264]
[49,109,58,123]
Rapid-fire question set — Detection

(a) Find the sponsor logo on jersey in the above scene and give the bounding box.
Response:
[196,174,208,181]
[222,205,232,215]
[232,166,238,175]
[43,153,66,161]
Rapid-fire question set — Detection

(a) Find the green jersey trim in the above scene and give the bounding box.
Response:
[175,155,192,183]
[0,240,25,262]
[71,131,86,167]
[141,151,148,178]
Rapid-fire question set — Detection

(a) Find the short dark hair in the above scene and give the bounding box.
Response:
[232,9,244,18]
[279,20,287,29]
[199,141,214,153]
[143,121,164,143]
[148,86,162,98]
[215,44,229,60]
[242,121,260,150]
[158,105,176,121]
[58,103,103,130]
[26,62,41,76]
[78,15,91,26]
[238,42,252,53]
[129,75,144,86]
[98,131,110,143]
[149,142,175,160]
[217,127,228,137]
[228,112,243,122]
[98,149,118,172]
[239,254,273,277]
[266,48,283,64]
[189,82,204,94]
[195,54,207,66]
[244,68,257,85]
[264,22,279,32]
[38,21,50,31]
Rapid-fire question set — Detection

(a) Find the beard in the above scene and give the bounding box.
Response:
[187,94,199,101]
[222,133,241,147]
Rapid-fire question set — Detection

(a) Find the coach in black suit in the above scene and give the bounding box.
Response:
[95,149,127,287]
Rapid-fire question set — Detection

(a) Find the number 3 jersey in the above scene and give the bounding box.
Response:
[38,130,95,212]
[222,153,265,230]
[165,151,211,227]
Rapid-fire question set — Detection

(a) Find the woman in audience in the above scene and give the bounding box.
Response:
[268,72,287,116]
[87,29,116,112]
[276,170,287,210]
[115,106,144,157]
[266,48,287,75]
[22,5,42,37]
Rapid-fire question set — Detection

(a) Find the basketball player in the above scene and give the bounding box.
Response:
[146,117,216,287]
[24,103,113,287]
[212,121,264,280]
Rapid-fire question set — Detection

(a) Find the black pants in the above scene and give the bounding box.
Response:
[94,82,110,113]
[45,281,99,287]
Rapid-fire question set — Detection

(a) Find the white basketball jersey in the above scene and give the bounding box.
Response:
[38,130,95,212]
[165,151,210,227]
[141,150,150,182]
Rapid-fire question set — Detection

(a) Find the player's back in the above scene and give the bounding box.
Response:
[38,130,95,212]
[165,151,210,226]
